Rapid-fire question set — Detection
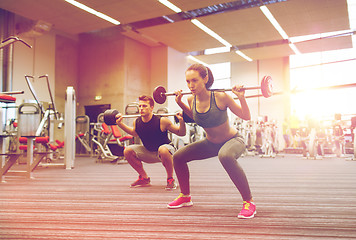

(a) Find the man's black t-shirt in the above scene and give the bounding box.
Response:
[135,115,171,151]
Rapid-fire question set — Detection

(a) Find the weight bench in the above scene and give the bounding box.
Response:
[0,93,21,181]
[109,124,133,147]
[19,136,64,152]
[1,134,22,182]
[0,94,16,103]
[109,124,133,163]
[18,136,65,168]
[0,135,42,181]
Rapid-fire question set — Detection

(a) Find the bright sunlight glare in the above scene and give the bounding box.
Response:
[290,87,355,121]
[288,0,356,122]
[290,49,355,121]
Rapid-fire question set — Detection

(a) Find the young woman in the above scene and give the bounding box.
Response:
[167,64,256,219]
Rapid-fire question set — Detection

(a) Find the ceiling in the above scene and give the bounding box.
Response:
[0,0,353,64]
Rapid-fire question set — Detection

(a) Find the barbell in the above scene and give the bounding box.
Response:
[103,109,183,125]
[0,90,24,95]
[153,75,273,104]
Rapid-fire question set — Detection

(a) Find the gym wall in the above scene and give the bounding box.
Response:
[76,27,183,116]
[151,46,168,110]
[12,33,56,106]
[77,29,126,115]
[3,8,78,116]
[166,47,189,114]
[6,12,188,119]
[55,35,79,114]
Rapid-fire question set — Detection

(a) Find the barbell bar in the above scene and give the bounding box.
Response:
[0,90,24,95]
[153,75,273,104]
[103,109,182,125]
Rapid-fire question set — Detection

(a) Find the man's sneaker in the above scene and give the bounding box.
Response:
[130,176,151,188]
[167,193,193,209]
[165,178,177,190]
[238,201,256,219]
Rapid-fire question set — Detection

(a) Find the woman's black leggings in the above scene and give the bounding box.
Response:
[173,135,252,201]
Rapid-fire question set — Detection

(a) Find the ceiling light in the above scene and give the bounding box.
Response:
[260,5,300,55]
[235,50,253,62]
[158,0,182,13]
[187,55,209,66]
[191,19,232,48]
[347,0,356,29]
[190,19,254,61]
[158,0,253,62]
[260,6,288,39]
[204,47,230,55]
[64,0,120,25]
[290,30,354,43]
[288,43,301,55]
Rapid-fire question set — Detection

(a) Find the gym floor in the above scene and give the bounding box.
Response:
[1,154,355,239]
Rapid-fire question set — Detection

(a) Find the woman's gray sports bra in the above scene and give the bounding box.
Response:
[192,91,228,128]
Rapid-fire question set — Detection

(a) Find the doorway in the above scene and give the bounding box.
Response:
[84,104,111,123]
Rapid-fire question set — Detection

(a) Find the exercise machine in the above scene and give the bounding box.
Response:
[75,115,92,155]
[92,113,132,163]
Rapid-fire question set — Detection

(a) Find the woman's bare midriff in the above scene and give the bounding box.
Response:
[204,121,237,143]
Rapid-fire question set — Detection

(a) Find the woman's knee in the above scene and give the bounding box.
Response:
[172,149,187,166]
[218,151,235,165]
[218,141,245,164]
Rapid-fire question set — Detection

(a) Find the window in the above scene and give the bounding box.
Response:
[209,62,231,89]
[290,48,356,120]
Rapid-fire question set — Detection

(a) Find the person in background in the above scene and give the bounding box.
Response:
[289,110,300,148]
[282,116,291,148]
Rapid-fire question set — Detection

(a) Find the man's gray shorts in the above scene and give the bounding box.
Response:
[127,144,176,163]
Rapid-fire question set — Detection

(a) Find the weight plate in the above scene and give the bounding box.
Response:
[153,86,167,104]
[104,109,119,125]
[261,76,273,98]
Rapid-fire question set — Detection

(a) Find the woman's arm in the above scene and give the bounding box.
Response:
[175,91,194,118]
[221,85,251,120]
[161,113,186,137]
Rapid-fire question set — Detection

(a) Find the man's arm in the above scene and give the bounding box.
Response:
[116,115,139,137]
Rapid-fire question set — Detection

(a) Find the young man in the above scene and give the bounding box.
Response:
[116,95,186,190]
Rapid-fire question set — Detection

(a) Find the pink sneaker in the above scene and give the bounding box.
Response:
[238,201,256,219]
[167,193,193,209]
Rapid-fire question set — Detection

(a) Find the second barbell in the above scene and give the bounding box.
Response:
[103,109,180,125]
